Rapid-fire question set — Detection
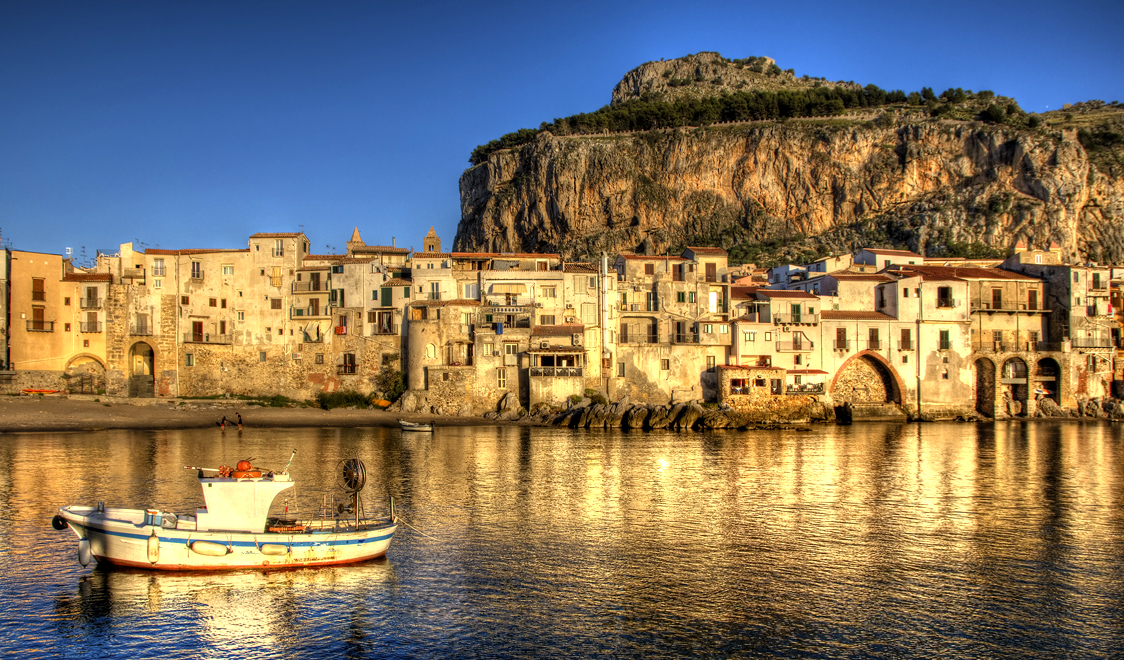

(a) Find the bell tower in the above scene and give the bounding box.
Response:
[423,226,441,253]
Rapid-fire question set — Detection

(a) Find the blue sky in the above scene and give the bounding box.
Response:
[2,0,1121,261]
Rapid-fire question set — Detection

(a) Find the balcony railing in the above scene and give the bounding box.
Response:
[939,340,952,351]
[26,320,54,332]
[80,297,102,309]
[337,364,357,375]
[866,340,882,350]
[183,333,232,344]
[292,281,329,293]
[530,366,584,377]
[621,334,660,345]
[1072,338,1114,349]
[972,342,1011,353]
[971,300,1048,312]
[776,341,814,352]
[272,248,285,257]
[370,324,399,336]
[190,270,204,281]
[131,324,152,336]
[291,307,331,319]
[773,313,820,325]
[834,340,850,351]
[151,266,166,277]
[80,322,102,333]
[1037,341,1065,352]
[936,299,960,309]
[427,292,442,301]
[786,383,825,394]
[673,334,699,344]
[898,340,914,351]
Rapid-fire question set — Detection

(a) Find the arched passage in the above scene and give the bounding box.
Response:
[1001,357,1029,416]
[1035,358,1060,403]
[830,350,903,406]
[973,358,996,417]
[128,342,155,398]
[65,355,106,395]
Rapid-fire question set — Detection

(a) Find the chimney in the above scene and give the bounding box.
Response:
[392,237,396,247]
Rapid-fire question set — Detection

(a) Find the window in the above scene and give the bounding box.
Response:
[209,298,217,307]
[689,291,696,304]
[903,288,908,299]
[764,332,772,341]
[661,359,669,370]
[868,327,880,349]
[677,291,686,303]
[222,265,233,275]
[703,324,712,333]
[403,287,410,298]
[747,331,757,342]
[315,354,324,364]
[483,343,495,356]
[154,279,162,289]
[706,356,715,373]
[185,354,194,366]
[237,311,244,321]
[540,315,555,325]
[220,320,227,334]
[617,362,625,377]
[271,298,282,310]
[939,329,951,350]
[900,328,912,350]
[937,286,953,308]
[181,296,189,305]
[221,299,227,308]
[542,286,556,298]
[902,355,909,364]
[646,292,658,311]
[835,328,848,350]
[497,368,507,389]
[505,343,518,356]
[1074,272,1080,283]
[259,352,267,362]
[64,323,71,332]
[719,325,728,334]
[589,276,597,289]
[991,288,1003,309]
[153,258,166,276]
[64,297,70,306]
[1034,254,1042,264]
[191,262,202,279]
[794,355,802,365]
[644,263,654,276]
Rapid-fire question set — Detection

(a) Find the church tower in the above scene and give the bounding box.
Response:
[423,226,441,253]
[346,227,365,257]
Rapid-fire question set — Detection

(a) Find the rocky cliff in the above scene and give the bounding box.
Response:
[455,58,1124,265]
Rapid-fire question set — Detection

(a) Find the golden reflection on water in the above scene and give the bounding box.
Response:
[2,421,1124,658]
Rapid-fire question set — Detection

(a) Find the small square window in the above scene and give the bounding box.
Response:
[64,323,71,331]
[181,296,189,305]
[765,332,772,341]
[271,298,282,310]
[209,298,217,307]
[315,354,324,364]
[83,339,89,348]
[154,279,162,288]
[64,297,71,306]
[237,311,244,321]
[661,359,669,370]
[902,355,909,364]
[185,354,194,366]
[259,352,267,362]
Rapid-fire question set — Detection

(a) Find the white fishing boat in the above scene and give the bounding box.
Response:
[52,453,397,571]
[398,420,433,432]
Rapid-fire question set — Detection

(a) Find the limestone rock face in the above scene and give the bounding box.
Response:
[456,119,1124,264]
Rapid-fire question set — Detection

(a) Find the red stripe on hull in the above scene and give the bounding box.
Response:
[92,550,388,572]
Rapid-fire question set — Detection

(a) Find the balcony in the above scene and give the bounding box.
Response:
[972,342,1012,353]
[936,298,960,309]
[939,340,952,351]
[833,340,850,351]
[370,323,399,336]
[182,333,232,344]
[1072,338,1114,349]
[972,300,1048,313]
[292,281,329,293]
[131,324,152,336]
[32,291,46,302]
[427,292,442,301]
[530,366,584,377]
[26,320,54,332]
[898,340,914,351]
[866,340,882,350]
[621,334,660,345]
[786,383,825,394]
[80,322,102,333]
[773,313,820,325]
[190,270,204,281]
[272,248,285,257]
[291,307,331,319]
[151,266,166,277]
[673,334,699,344]
[776,341,814,352]
[79,297,102,309]
[337,364,357,375]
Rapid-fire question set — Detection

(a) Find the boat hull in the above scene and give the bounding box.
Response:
[58,506,397,571]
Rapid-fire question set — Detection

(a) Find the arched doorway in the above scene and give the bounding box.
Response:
[1035,358,1060,403]
[128,342,155,398]
[973,358,996,417]
[65,356,106,394]
[1001,357,1029,416]
[831,353,902,406]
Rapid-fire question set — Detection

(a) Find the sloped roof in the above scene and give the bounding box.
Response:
[353,245,410,254]
[731,286,759,299]
[383,278,411,286]
[819,310,897,321]
[863,247,923,258]
[899,265,1039,282]
[757,289,818,299]
[63,273,113,282]
[828,272,894,282]
[564,263,598,273]
[531,324,585,337]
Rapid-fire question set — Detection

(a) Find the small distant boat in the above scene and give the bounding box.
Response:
[52,451,397,571]
[398,420,433,432]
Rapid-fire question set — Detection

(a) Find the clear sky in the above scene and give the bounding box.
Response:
[2,0,1121,262]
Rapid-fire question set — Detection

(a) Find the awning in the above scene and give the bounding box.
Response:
[490,283,527,294]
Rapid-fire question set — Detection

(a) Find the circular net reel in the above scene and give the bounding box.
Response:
[335,457,367,523]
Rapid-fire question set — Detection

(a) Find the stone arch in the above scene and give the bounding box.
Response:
[1035,357,1060,403]
[128,341,156,398]
[65,354,107,394]
[829,350,904,406]
[1001,357,1029,416]
[973,357,996,417]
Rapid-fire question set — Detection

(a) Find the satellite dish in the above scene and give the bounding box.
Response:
[338,458,366,493]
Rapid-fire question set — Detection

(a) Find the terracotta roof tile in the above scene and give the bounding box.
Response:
[144,248,250,255]
[563,263,599,273]
[383,278,411,286]
[819,310,897,321]
[249,232,305,238]
[757,289,818,299]
[684,246,728,256]
[531,324,585,337]
[63,273,113,282]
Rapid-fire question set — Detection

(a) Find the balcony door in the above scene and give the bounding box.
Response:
[192,321,204,342]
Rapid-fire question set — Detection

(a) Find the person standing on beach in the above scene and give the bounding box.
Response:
[237,412,243,430]
[218,416,227,431]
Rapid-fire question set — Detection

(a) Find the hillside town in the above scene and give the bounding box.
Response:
[1,227,1120,422]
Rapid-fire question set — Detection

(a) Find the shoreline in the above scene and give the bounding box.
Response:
[0,394,1111,433]
[0,395,492,433]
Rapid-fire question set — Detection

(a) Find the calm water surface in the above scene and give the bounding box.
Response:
[1,422,1123,658]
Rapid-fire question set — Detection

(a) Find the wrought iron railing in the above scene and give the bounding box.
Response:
[26,320,54,332]
[530,366,584,377]
[79,298,102,309]
[80,322,102,333]
[182,333,232,344]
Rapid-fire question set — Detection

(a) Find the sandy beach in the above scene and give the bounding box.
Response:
[0,394,491,433]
